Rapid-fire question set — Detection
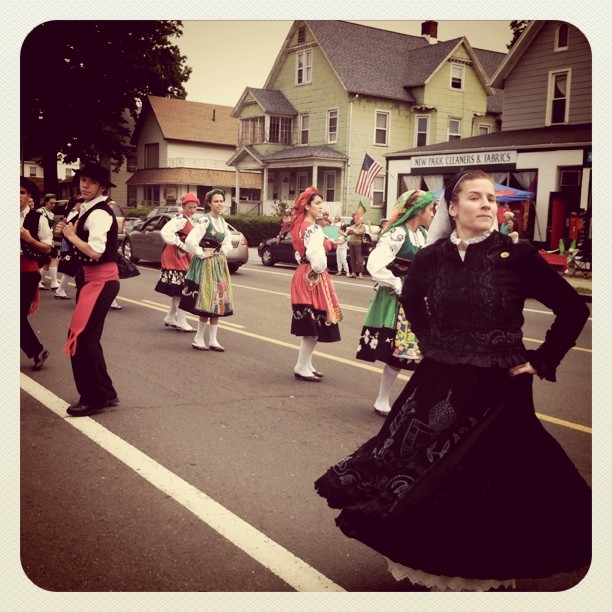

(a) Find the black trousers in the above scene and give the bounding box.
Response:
[20,270,44,359]
[70,278,120,405]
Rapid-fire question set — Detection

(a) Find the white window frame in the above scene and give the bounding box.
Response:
[29,165,36,177]
[297,172,309,194]
[324,172,336,201]
[477,124,491,136]
[327,108,338,144]
[299,113,309,145]
[450,63,465,90]
[448,118,462,140]
[546,69,571,125]
[414,115,430,147]
[296,49,312,85]
[374,110,390,146]
[371,176,385,208]
[555,23,569,51]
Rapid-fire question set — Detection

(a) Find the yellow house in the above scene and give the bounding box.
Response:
[228,20,505,221]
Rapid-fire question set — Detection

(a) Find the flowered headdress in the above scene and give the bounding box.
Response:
[289,186,320,251]
[382,189,437,235]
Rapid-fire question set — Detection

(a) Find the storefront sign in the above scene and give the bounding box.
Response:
[412,150,517,169]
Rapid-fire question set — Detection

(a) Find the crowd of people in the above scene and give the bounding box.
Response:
[21,168,591,591]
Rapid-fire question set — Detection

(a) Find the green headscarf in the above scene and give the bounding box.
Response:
[383,189,437,234]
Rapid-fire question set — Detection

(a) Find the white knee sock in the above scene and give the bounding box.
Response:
[295,336,317,376]
[209,323,219,346]
[57,274,70,292]
[168,296,180,319]
[49,266,58,285]
[194,320,207,345]
[374,364,400,412]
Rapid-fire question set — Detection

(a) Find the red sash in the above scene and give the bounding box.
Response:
[63,262,119,356]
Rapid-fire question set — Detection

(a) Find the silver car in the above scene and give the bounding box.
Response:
[122,212,248,273]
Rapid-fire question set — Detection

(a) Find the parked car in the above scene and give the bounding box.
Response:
[122,212,248,273]
[144,205,207,220]
[257,232,373,270]
[124,217,141,233]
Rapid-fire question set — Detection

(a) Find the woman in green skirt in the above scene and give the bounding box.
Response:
[356,190,436,416]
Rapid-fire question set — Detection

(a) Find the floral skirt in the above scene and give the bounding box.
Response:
[179,254,233,317]
[155,269,188,297]
[290,264,342,342]
[356,287,420,369]
[314,358,591,585]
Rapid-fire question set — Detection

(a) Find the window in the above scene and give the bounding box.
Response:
[327,109,338,144]
[548,70,570,125]
[324,172,336,201]
[478,124,491,136]
[450,64,464,90]
[556,23,569,50]
[269,116,292,144]
[144,143,159,168]
[372,177,384,207]
[297,172,309,194]
[374,111,390,146]
[296,49,312,85]
[29,165,36,177]
[144,185,160,205]
[415,115,429,147]
[448,119,462,140]
[299,113,309,145]
[240,116,265,145]
[297,25,305,44]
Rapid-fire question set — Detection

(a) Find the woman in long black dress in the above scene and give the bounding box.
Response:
[315,169,591,591]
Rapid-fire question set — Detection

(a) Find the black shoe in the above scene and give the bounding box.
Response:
[294,372,322,382]
[32,349,49,371]
[66,402,107,417]
[105,396,120,406]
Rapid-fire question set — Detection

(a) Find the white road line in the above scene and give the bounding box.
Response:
[20,373,345,593]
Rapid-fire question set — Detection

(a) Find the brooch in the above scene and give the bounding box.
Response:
[500,252,510,258]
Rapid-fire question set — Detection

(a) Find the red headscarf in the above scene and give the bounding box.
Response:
[289,186,319,252]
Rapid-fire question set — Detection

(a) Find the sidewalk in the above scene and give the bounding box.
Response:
[563,272,592,301]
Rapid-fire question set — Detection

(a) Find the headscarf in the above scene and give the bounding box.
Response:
[424,170,498,248]
[289,186,319,251]
[382,189,437,235]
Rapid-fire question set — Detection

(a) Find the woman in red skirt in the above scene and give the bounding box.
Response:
[289,187,342,381]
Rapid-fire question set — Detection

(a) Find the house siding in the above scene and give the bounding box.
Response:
[501,22,592,129]
[136,112,167,168]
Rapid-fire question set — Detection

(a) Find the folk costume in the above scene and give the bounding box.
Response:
[155,195,198,331]
[315,191,591,590]
[20,177,53,368]
[180,212,234,318]
[357,190,435,370]
[63,164,120,416]
[289,188,342,344]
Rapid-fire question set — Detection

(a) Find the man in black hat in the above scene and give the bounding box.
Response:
[20,176,53,370]
[56,162,120,416]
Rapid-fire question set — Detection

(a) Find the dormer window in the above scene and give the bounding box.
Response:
[555,23,569,51]
[450,64,464,90]
[296,49,312,85]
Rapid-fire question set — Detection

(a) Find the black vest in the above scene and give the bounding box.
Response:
[21,210,50,267]
[73,199,118,265]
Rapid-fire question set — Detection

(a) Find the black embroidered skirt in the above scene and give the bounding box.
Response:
[314,358,591,580]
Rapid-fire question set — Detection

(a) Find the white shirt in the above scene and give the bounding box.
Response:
[160,213,191,249]
[20,206,53,253]
[185,214,233,257]
[78,195,113,254]
[303,223,327,274]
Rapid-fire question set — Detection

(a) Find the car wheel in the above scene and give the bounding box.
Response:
[261,247,275,266]
[122,238,140,263]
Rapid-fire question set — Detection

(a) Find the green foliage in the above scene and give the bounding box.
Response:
[21,20,192,192]
[507,20,529,50]
[225,215,284,247]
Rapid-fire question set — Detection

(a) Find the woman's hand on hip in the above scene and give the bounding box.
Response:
[508,362,537,377]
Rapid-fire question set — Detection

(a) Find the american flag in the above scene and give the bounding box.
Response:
[355,153,383,198]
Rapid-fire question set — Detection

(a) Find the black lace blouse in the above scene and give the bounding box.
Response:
[400,231,589,381]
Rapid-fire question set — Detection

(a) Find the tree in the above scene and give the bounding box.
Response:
[20,21,192,194]
[507,20,529,50]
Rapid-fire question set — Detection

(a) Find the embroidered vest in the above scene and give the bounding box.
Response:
[21,210,50,267]
[73,199,118,265]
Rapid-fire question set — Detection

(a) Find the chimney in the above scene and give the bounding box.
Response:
[421,20,438,44]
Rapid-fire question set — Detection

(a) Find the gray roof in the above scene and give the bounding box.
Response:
[304,21,506,102]
[387,123,592,158]
[246,88,297,116]
[263,145,348,162]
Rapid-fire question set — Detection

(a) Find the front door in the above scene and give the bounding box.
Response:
[280,172,290,201]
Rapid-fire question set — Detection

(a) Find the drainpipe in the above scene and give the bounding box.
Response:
[345,94,359,215]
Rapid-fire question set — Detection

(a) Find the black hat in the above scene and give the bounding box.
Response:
[20,176,40,202]
[78,162,117,188]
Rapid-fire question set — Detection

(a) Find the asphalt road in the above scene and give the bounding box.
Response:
[17,250,593,600]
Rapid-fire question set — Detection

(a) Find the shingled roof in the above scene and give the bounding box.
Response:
[134,96,239,146]
[263,145,348,162]
[243,88,297,115]
[126,167,261,189]
[293,21,506,102]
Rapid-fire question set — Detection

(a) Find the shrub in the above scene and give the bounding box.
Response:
[225,215,284,246]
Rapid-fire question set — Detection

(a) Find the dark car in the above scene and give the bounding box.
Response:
[257,232,373,270]
[123,212,248,273]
